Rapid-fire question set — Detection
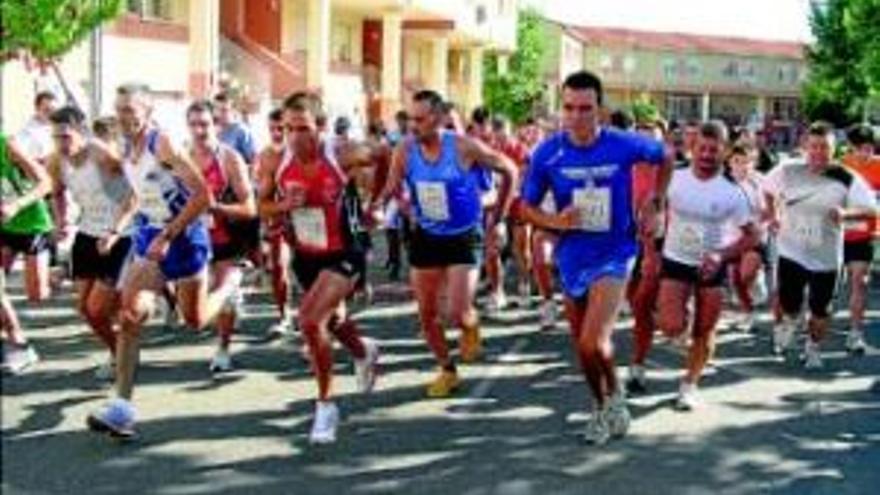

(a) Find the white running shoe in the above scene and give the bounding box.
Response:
[674,382,700,411]
[94,357,116,381]
[772,321,795,356]
[354,338,380,393]
[309,401,340,444]
[3,345,39,375]
[846,329,867,356]
[539,300,557,330]
[486,291,507,314]
[751,276,769,306]
[267,317,293,339]
[625,364,647,395]
[803,340,823,370]
[584,408,611,445]
[86,398,137,440]
[606,392,631,438]
[209,348,233,373]
[517,280,532,308]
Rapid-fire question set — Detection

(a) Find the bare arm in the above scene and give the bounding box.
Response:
[518,202,578,231]
[256,149,293,218]
[373,143,407,208]
[718,223,759,262]
[214,148,257,220]
[45,154,69,233]
[458,135,518,219]
[155,133,209,239]
[5,139,53,211]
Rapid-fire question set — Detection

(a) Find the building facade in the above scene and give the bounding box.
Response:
[1,0,518,135]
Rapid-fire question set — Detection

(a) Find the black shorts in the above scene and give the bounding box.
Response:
[71,233,132,284]
[212,241,249,263]
[292,249,366,292]
[844,239,875,264]
[661,257,725,288]
[776,256,838,319]
[0,230,50,255]
[408,227,484,269]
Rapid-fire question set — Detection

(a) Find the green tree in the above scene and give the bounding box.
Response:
[1,0,123,61]
[483,8,547,124]
[803,0,880,125]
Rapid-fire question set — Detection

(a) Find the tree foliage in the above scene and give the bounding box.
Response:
[803,0,880,125]
[1,0,123,62]
[483,8,547,124]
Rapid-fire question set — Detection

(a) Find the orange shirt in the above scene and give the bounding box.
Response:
[843,153,880,241]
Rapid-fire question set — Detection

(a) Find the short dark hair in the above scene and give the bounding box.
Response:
[92,116,119,140]
[808,121,834,138]
[847,123,875,147]
[35,91,56,108]
[609,109,634,130]
[491,116,507,132]
[413,90,445,113]
[213,91,231,104]
[268,108,283,122]
[729,141,753,157]
[699,120,729,142]
[395,110,408,121]
[186,99,214,118]
[471,106,490,126]
[562,70,604,105]
[49,106,85,127]
[283,91,324,117]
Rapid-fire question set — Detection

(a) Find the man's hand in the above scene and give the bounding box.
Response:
[146,233,171,262]
[551,206,581,231]
[0,201,20,223]
[97,232,120,256]
[699,252,723,281]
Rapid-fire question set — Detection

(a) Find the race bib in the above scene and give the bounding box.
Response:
[416,182,450,222]
[292,207,328,249]
[139,187,170,225]
[672,219,705,260]
[81,199,116,232]
[573,187,611,232]
[791,216,823,247]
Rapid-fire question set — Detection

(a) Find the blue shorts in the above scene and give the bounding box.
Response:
[558,255,635,300]
[134,224,211,281]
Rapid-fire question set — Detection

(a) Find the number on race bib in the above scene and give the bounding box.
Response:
[573,187,611,232]
[416,182,450,222]
[792,217,823,248]
[139,188,170,225]
[678,222,705,259]
[292,207,328,249]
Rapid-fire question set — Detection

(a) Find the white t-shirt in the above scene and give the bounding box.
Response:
[663,167,752,267]
[15,117,54,161]
[764,162,876,271]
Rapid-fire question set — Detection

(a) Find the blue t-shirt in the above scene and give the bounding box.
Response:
[219,122,257,164]
[521,128,664,297]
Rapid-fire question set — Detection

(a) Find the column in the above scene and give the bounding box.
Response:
[466,46,484,113]
[428,35,449,97]
[381,11,402,109]
[701,92,711,121]
[306,0,331,92]
[188,0,220,98]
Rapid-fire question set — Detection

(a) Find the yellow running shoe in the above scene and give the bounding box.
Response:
[459,324,483,363]
[426,369,460,398]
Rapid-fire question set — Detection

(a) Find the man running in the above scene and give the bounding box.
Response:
[656,121,758,410]
[258,92,379,444]
[47,106,137,380]
[374,90,518,397]
[1,134,52,373]
[518,71,672,444]
[86,84,243,439]
[765,122,877,369]
[841,124,879,354]
[186,100,257,372]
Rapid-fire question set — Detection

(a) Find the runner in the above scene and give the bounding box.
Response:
[256,109,295,337]
[1,134,52,373]
[86,84,243,439]
[374,89,518,397]
[725,142,770,332]
[655,121,758,410]
[257,91,379,444]
[626,119,668,394]
[764,122,877,368]
[492,116,533,307]
[841,124,880,354]
[518,71,673,444]
[186,100,257,372]
[46,106,137,380]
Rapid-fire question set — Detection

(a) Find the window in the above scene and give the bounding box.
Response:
[686,58,701,80]
[127,0,173,20]
[663,58,677,81]
[331,22,354,64]
[722,60,739,79]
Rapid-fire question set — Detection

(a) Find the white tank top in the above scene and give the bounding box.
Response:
[123,130,188,229]
[61,143,132,237]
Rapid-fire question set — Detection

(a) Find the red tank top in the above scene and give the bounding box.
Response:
[200,148,234,247]
[277,155,346,254]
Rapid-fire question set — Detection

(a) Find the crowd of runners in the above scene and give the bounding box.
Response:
[1,70,878,446]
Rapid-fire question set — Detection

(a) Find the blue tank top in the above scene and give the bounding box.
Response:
[405,132,481,236]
